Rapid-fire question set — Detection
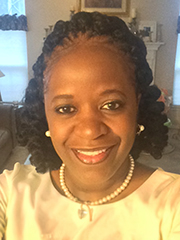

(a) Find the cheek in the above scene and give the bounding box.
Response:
[48,119,73,144]
[116,103,138,127]
[113,119,136,140]
[110,107,137,141]
[48,124,72,159]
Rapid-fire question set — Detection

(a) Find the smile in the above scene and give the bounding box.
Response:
[77,149,106,156]
[73,147,112,164]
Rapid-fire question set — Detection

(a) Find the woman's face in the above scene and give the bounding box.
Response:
[44,40,139,188]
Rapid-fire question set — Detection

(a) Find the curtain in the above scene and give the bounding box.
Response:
[0,14,27,31]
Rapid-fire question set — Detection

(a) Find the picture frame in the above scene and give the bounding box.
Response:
[138,21,157,42]
[79,0,129,16]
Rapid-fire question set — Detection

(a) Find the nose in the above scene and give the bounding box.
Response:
[73,113,109,140]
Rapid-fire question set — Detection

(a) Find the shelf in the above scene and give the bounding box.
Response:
[145,42,164,51]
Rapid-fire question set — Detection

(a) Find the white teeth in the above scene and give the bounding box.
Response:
[77,149,106,156]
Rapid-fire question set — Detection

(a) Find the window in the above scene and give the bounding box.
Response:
[0,0,28,102]
[0,0,25,16]
[173,13,180,105]
[173,34,180,105]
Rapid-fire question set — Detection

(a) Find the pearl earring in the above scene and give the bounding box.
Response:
[45,130,51,137]
[137,124,145,135]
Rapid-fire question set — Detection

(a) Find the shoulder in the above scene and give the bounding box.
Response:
[1,162,38,178]
[141,168,180,195]
[153,170,180,234]
[149,168,180,190]
[140,169,180,209]
[0,163,46,190]
[131,163,180,199]
[0,163,51,210]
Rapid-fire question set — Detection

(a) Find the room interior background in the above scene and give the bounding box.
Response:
[24,0,180,127]
[1,0,180,127]
[25,0,178,90]
[1,0,180,172]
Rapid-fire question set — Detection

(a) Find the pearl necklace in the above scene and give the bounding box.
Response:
[59,154,135,206]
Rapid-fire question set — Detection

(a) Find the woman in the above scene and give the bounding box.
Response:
[0,12,180,239]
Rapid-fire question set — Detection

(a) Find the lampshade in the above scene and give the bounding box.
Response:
[0,70,5,78]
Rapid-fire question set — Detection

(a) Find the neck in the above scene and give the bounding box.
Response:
[59,155,135,204]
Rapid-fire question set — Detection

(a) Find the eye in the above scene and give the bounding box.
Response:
[55,105,77,114]
[101,101,123,111]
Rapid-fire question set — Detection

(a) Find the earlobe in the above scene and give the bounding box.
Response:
[136,124,145,135]
[45,130,51,137]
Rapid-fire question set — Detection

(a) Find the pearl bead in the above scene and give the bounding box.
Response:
[114,191,119,196]
[107,195,111,200]
[110,193,115,198]
[122,182,127,187]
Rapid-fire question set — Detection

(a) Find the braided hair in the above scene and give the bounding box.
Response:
[17,12,168,173]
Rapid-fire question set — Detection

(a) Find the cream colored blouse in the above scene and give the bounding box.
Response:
[0,163,180,240]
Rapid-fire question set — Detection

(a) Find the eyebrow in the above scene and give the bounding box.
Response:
[99,89,126,98]
[51,89,126,102]
[51,94,74,102]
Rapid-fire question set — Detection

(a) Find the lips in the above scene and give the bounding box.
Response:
[73,147,112,164]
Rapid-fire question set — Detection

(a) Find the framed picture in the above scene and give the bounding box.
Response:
[79,0,129,15]
[138,21,157,42]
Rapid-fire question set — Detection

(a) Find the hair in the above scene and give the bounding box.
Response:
[17,11,168,173]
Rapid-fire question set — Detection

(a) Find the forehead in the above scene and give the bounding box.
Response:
[44,35,136,90]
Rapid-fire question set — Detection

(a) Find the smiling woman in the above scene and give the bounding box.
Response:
[0,11,179,240]
[44,38,137,190]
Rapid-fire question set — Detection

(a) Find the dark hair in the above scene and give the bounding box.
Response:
[17,12,168,173]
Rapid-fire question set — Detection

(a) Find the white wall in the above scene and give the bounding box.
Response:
[25,0,180,93]
[25,0,76,78]
[131,0,180,92]
[130,0,180,128]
